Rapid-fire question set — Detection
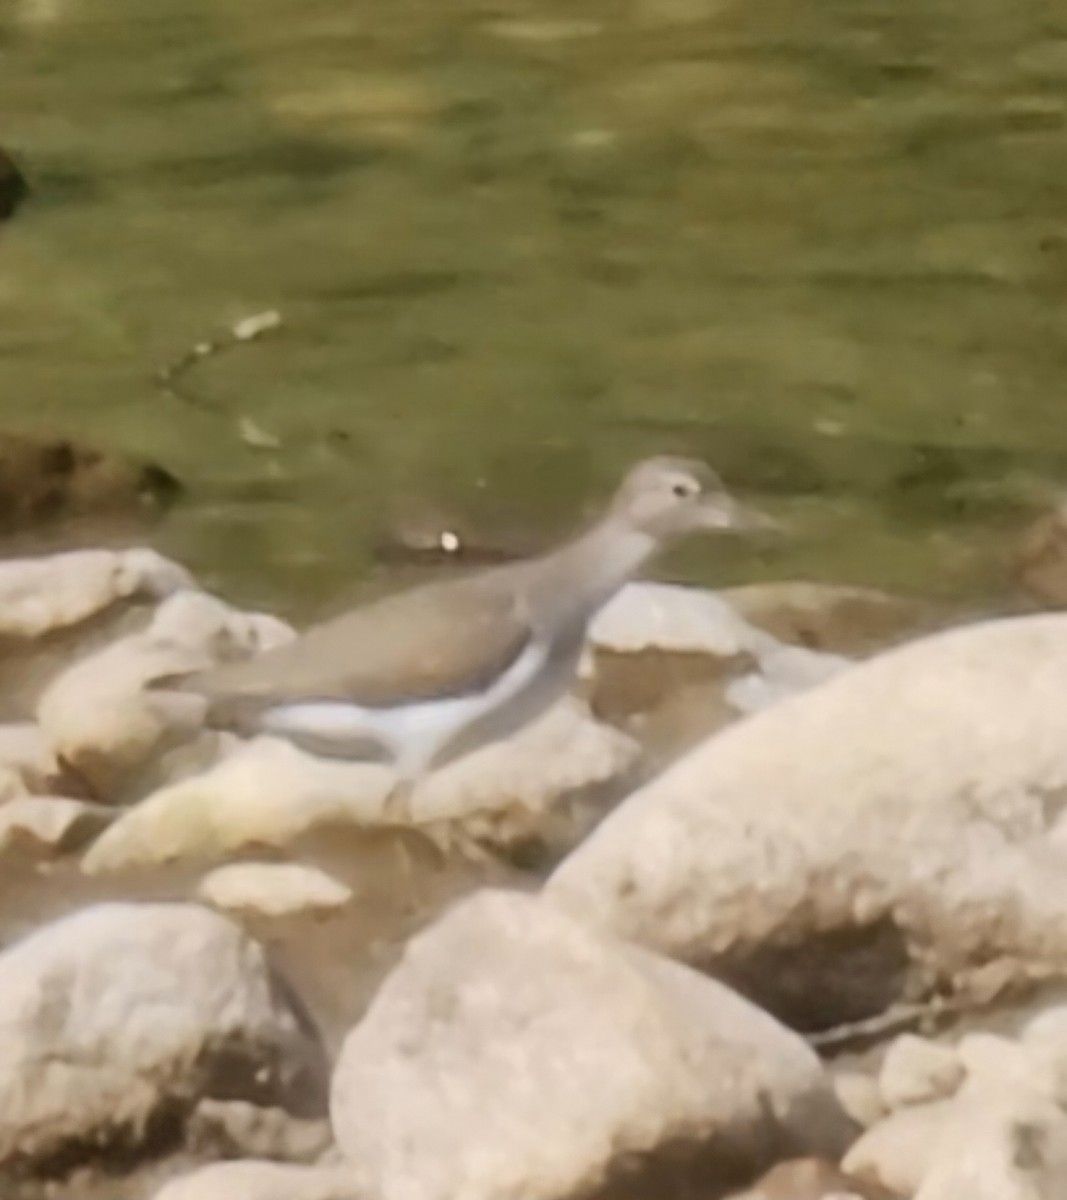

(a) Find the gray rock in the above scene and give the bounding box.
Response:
[329,889,853,1200]
[548,615,1067,1028]
[0,902,327,1175]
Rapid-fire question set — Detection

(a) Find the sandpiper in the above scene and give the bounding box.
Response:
[153,457,769,818]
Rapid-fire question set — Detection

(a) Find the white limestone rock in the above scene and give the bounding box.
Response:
[36,589,294,799]
[588,581,851,725]
[198,862,354,919]
[846,1034,1067,1200]
[329,890,853,1200]
[548,614,1067,1028]
[725,642,851,714]
[0,902,327,1173]
[878,1035,965,1110]
[0,547,191,641]
[82,698,637,871]
[589,581,771,658]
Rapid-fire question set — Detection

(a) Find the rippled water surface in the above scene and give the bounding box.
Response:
[3,0,1067,615]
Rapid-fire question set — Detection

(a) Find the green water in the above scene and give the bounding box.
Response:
[3,0,1067,618]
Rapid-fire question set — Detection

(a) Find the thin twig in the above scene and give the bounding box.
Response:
[806,997,972,1054]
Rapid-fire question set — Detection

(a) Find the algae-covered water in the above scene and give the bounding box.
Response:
[3,0,1067,616]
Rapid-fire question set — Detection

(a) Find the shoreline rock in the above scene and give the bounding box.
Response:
[0,902,328,1182]
[548,613,1067,1029]
[330,890,854,1200]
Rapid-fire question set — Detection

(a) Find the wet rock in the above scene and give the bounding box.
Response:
[37,590,293,800]
[0,149,28,220]
[198,863,353,920]
[0,431,181,531]
[329,890,853,1200]
[727,1156,899,1199]
[718,581,931,656]
[878,1035,964,1110]
[82,698,637,871]
[0,902,327,1179]
[152,1161,360,1200]
[547,614,1067,1030]
[0,795,113,855]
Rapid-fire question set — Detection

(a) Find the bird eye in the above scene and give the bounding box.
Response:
[672,482,695,498]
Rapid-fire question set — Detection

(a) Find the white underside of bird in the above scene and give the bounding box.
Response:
[255,634,555,782]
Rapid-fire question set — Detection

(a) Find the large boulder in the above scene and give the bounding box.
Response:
[547,614,1067,1029]
[0,902,327,1179]
[329,890,853,1200]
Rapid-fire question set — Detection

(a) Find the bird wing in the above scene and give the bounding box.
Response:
[169,570,533,715]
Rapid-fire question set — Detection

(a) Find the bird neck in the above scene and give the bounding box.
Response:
[539,516,660,619]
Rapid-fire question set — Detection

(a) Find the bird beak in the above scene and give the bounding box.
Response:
[698,494,782,534]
